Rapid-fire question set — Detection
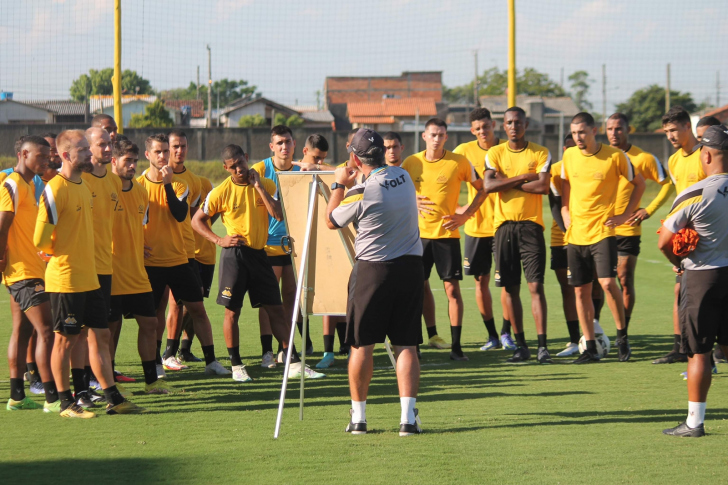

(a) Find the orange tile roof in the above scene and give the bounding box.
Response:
[350,116,396,124]
[347,98,437,120]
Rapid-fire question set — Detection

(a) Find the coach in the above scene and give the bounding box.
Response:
[326,128,424,436]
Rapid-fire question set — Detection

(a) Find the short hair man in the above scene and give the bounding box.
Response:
[695,116,722,141]
[401,118,487,361]
[659,125,728,437]
[561,112,645,363]
[91,114,118,142]
[382,132,405,167]
[40,132,61,185]
[327,129,424,436]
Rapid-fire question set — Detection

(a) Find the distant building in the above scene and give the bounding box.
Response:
[285,105,335,129]
[703,104,728,125]
[346,97,438,131]
[28,100,87,123]
[478,95,580,135]
[0,100,55,124]
[219,96,298,128]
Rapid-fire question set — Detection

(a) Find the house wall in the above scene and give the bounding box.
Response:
[0,103,53,124]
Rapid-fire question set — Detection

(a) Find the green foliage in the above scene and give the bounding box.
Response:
[238,114,267,127]
[128,100,174,128]
[568,70,593,111]
[274,113,304,128]
[161,79,259,109]
[443,67,566,104]
[69,68,153,101]
[616,85,699,132]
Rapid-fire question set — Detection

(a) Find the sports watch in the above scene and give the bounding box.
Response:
[331,182,346,191]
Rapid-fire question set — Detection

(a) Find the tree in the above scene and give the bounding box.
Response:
[128,100,174,128]
[274,113,304,128]
[615,85,699,132]
[69,68,153,101]
[568,70,593,111]
[238,114,267,127]
[162,79,259,110]
[443,67,566,104]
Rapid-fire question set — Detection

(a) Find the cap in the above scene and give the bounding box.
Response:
[347,128,384,155]
[700,125,728,150]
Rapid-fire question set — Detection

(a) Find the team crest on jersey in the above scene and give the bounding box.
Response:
[593,172,604,180]
[138,205,144,214]
[436,175,448,184]
[687,173,698,182]
[255,197,264,206]
[34,283,45,293]
[64,315,78,327]
[111,192,118,202]
[221,287,232,298]
[528,161,537,170]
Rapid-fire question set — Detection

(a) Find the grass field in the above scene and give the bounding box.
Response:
[1,183,727,484]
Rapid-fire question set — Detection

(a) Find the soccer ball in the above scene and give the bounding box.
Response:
[578,335,608,358]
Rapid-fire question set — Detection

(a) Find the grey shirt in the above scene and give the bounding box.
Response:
[330,166,422,261]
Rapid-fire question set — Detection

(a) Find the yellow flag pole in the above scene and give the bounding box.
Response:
[113,0,123,133]
[507,0,516,108]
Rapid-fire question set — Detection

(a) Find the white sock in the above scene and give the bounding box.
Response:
[400,396,416,425]
[593,319,604,335]
[686,401,706,428]
[351,400,366,423]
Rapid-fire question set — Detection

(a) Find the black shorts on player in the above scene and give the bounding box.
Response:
[678,267,728,356]
[567,237,617,287]
[97,274,112,311]
[197,262,215,298]
[145,264,204,308]
[463,235,493,277]
[7,278,49,312]
[550,246,568,270]
[108,292,157,322]
[267,254,292,267]
[345,256,424,347]
[216,246,282,311]
[493,221,546,288]
[616,235,641,257]
[50,288,108,334]
[421,238,462,280]
[187,258,203,289]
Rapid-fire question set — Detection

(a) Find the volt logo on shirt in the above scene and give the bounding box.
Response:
[379,175,406,191]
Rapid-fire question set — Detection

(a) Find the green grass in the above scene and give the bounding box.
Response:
[1,184,727,484]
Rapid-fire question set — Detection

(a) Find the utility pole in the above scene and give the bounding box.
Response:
[217,89,220,127]
[601,64,606,134]
[196,66,200,100]
[560,67,564,89]
[473,50,480,107]
[665,63,671,112]
[207,45,212,128]
[717,71,721,108]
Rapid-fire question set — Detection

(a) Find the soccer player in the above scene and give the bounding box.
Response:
[137,134,228,377]
[659,125,728,437]
[696,116,722,141]
[401,118,486,361]
[91,114,118,142]
[383,132,405,167]
[484,107,552,363]
[192,144,321,381]
[327,128,424,436]
[560,112,645,363]
[1,135,59,411]
[35,129,141,417]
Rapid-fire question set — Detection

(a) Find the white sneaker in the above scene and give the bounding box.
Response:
[261,351,276,368]
[232,365,253,382]
[593,319,605,335]
[156,364,166,379]
[289,362,325,379]
[163,356,189,371]
[205,361,232,375]
[556,342,580,357]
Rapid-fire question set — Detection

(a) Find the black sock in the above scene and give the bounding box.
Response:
[593,298,604,321]
[72,368,87,396]
[84,365,93,389]
[163,338,180,360]
[43,381,58,403]
[26,362,41,384]
[228,346,243,367]
[617,328,628,340]
[156,340,163,364]
[426,325,438,339]
[111,360,117,381]
[673,334,682,353]
[103,385,125,406]
[483,318,497,340]
[260,335,273,355]
[141,360,158,385]
[450,326,462,354]
[296,318,312,348]
[566,320,580,344]
[59,389,74,411]
[277,341,283,354]
[537,333,547,348]
[625,316,631,331]
[501,319,512,336]
[336,321,347,347]
[586,339,597,353]
[323,335,335,353]
[10,378,25,401]
[515,332,527,348]
[289,344,301,363]
[202,345,216,365]
[180,339,192,353]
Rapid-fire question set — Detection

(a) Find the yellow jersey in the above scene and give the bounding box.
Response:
[137,174,190,268]
[202,176,277,251]
[111,180,152,295]
[36,175,99,293]
[453,139,505,238]
[81,170,122,275]
[0,172,46,285]
[668,146,705,195]
[172,167,202,259]
[401,150,476,239]
[549,161,567,247]
[194,177,217,265]
[561,144,634,246]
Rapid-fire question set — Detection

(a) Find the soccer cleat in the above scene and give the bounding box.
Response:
[74,391,97,409]
[113,370,136,383]
[652,350,687,364]
[60,403,96,418]
[480,337,501,351]
[290,362,325,379]
[156,364,166,379]
[500,333,517,351]
[449,351,469,361]
[681,371,688,380]
[537,347,553,364]
[713,346,727,364]
[177,351,203,363]
[572,349,600,364]
[400,408,423,436]
[7,397,43,411]
[506,346,531,363]
[89,378,101,391]
[205,361,232,375]
[43,400,61,413]
[106,399,145,415]
[662,421,705,437]
[145,379,173,394]
[306,343,314,356]
[616,337,631,362]
[87,388,106,404]
[163,356,189,371]
[428,335,451,349]
[345,409,367,434]
[556,342,580,357]
[261,351,276,368]
[29,381,45,395]
[232,365,253,382]
[315,352,336,369]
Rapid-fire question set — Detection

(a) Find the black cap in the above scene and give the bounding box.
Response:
[700,125,728,150]
[347,128,384,155]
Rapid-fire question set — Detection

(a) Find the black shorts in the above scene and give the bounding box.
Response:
[50,288,108,335]
[550,246,568,270]
[345,256,424,347]
[679,267,728,356]
[97,274,112,313]
[567,237,617,287]
[464,235,493,277]
[267,254,292,267]
[6,278,49,312]
[187,259,203,290]
[197,262,215,298]
[493,221,546,287]
[145,264,204,309]
[108,292,157,322]
[217,246,282,311]
[616,236,641,257]
[421,238,462,281]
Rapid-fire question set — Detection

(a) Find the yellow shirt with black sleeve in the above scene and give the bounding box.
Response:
[549,161,567,248]
[194,176,217,266]
[110,180,152,296]
[668,146,705,195]
[401,150,477,239]
[0,172,46,285]
[202,176,277,251]
[81,170,122,275]
[34,175,99,293]
[453,139,505,238]
[614,145,670,237]
[561,144,634,246]
[173,167,202,259]
[136,174,190,268]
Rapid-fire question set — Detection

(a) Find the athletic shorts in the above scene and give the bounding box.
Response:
[267,254,292,267]
[550,246,568,271]
[421,238,462,281]
[197,262,215,298]
[188,259,203,289]
[108,292,156,322]
[145,264,204,309]
[567,237,617,287]
[493,221,546,287]
[50,288,107,334]
[345,255,424,347]
[616,235,641,257]
[464,235,493,277]
[97,274,112,313]
[679,267,728,356]
[217,246,282,311]
[6,278,49,312]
